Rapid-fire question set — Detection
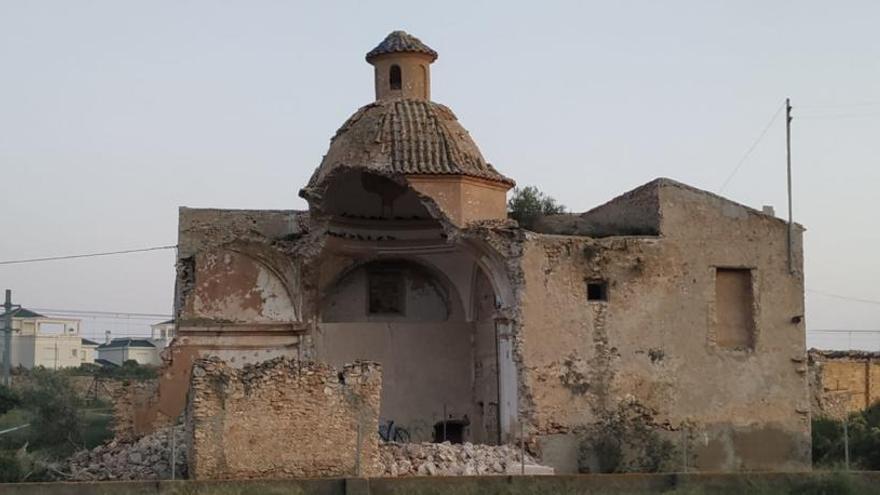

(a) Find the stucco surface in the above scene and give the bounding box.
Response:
[514,181,808,471]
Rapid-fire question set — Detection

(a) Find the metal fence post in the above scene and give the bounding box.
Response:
[355,420,362,477]
[442,403,447,442]
[681,427,688,473]
[843,417,850,471]
[520,419,525,475]
[171,422,177,480]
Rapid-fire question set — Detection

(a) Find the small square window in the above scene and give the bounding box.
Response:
[586,281,608,302]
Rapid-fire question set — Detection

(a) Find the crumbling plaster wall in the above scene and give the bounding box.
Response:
[515,182,809,472]
[177,207,316,326]
[126,208,322,438]
[187,357,382,480]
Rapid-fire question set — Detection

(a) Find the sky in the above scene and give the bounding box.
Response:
[0,1,878,348]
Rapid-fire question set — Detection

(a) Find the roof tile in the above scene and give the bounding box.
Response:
[366,31,438,62]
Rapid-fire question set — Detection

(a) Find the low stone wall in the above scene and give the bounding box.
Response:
[5,472,880,495]
[186,357,382,480]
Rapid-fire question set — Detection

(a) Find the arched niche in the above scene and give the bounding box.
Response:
[321,259,464,323]
[190,249,298,323]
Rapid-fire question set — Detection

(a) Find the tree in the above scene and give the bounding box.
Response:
[19,369,83,449]
[813,400,880,470]
[0,386,19,416]
[507,186,566,230]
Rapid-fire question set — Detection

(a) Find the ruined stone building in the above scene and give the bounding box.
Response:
[142,31,809,473]
[809,349,880,415]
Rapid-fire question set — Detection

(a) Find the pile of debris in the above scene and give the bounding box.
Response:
[378,442,552,476]
[67,426,187,481]
[67,431,553,480]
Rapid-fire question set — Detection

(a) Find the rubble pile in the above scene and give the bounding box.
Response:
[67,426,187,481]
[378,442,549,476]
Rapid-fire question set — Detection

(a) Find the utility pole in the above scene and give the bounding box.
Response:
[3,290,21,387]
[786,98,795,274]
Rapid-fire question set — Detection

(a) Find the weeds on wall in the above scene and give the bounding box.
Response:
[577,399,679,473]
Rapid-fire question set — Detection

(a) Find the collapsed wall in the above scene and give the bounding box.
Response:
[186,356,382,480]
[112,380,168,442]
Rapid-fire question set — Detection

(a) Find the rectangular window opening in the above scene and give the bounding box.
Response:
[586,280,608,302]
[368,270,405,315]
[713,268,755,350]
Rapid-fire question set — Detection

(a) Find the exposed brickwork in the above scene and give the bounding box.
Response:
[186,357,382,480]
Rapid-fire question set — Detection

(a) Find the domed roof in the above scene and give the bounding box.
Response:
[366,31,438,62]
[304,98,514,193]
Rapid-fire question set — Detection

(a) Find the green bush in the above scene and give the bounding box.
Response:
[0,451,24,482]
[98,360,158,380]
[0,385,20,415]
[18,369,84,450]
[578,400,679,473]
[813,400,880,470]
[507,185,566,230]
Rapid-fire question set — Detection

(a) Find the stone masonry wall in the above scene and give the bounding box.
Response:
[809,350,880,416]
[516,181,809,473]
[186,357,382,480]
[112,379,170,442]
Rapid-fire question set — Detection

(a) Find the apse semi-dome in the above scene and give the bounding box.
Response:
[302,31,514,227]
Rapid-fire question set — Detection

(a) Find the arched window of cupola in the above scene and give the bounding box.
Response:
[389,64,402,90]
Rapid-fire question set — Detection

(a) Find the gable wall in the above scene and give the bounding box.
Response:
[516,184,808,472]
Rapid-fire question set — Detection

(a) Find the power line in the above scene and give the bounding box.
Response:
[807,289,880,306]
[809,329,880,334]
[799,100,880,108]
[0,245,176,266]
[797,111,880,120]
[32,308,172,319]
[718,101,786,193]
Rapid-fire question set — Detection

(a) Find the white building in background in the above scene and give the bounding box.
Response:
[81,338,99,364]
[96,337,160,366]
[0,308,85,369]
[149,319,175,348]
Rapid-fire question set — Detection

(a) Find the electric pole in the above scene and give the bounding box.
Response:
[786,98,794,275]
[3,289,21,386]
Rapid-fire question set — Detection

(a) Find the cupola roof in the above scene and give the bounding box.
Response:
[302,32,513,201]
[366,30,438,62]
